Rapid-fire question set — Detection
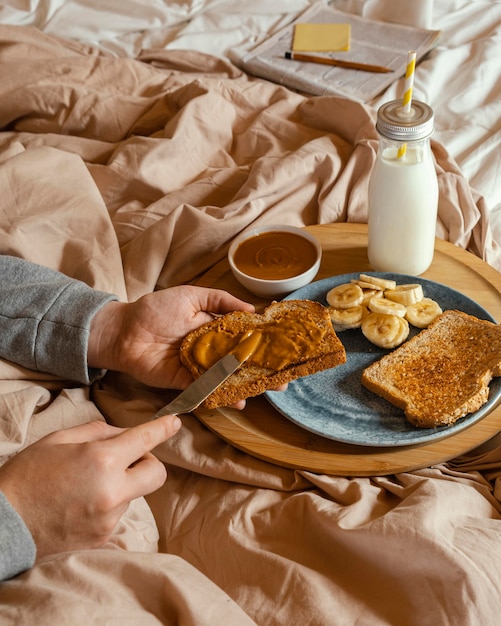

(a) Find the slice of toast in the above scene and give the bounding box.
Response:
[180,299,346,409]
[361,309,501,428]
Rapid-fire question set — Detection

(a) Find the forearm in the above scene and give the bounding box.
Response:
[0,256,117,383]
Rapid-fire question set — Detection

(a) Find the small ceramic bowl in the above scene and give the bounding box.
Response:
[228,224,322,298]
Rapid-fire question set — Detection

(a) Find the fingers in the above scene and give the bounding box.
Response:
[109,414,182,468]
[48,420,125,445]
[230,399,247,410]
[125,452,168,497]
[46,415,182,473]
[187,287,255,334]
[274,383,288,392]
[115,415,181,500]
[196,287,255,316]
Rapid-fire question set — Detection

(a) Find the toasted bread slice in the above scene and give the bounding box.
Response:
[361,309,501,428]
[180,299,346,409]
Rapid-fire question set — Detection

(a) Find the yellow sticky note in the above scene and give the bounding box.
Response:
[292,23,351,52]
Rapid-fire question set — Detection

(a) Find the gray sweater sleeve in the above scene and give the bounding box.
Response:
[0,255,118,384]
[0,256,119,580]
[0,491,36,581]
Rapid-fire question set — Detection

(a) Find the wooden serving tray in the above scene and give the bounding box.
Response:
[194,223,501,476]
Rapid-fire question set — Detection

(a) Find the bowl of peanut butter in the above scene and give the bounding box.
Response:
[228,224,322,298]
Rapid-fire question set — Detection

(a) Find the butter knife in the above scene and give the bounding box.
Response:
[153,329,262,418]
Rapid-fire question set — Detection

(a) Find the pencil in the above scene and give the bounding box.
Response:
[284,51,392,74]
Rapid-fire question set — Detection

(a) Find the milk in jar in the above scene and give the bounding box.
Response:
[368,100,438,275]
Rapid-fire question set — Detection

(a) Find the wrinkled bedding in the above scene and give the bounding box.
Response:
[0,5,500,626]
[1,0,500,271]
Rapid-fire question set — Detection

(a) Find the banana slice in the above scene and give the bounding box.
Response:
[326,283,363,309]
[325,276,443,347]
[385,284,424,306]
[361,289,380,306]
[359,274,397,290]
[361,312,410,349]
[405,298,443,328]
[389,317,410,348]
[368,295,407,318]
[351,279,384,291]
[328,305,365,329]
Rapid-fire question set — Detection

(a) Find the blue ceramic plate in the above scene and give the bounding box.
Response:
[265,273,501,447]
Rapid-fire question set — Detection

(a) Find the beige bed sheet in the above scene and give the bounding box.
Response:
[0,26,500,625]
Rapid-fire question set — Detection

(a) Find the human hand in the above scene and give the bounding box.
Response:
[88,285,255,390]
[0,416,181,559]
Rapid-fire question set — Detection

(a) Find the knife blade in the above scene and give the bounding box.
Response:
[153,328,263,418]
[153,353,243,418]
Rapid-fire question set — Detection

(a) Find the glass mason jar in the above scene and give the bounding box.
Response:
[367,99,439,275]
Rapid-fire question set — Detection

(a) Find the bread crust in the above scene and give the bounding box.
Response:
[180,299,346,409]
[361,309,501,428]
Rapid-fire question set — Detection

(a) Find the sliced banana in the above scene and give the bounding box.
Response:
[325,274,443,348]
[351,279,384,291]
[368,295,407,318]
[326,283,363,309]
[361,289,380,306]
[359,273,397,291]
[405,298,443,328]
[361,312,410,349]
[385,284,424,306]
[328,305,365,329]
[390,317,410,348]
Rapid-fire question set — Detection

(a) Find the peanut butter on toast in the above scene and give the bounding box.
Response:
[180,300,346,409]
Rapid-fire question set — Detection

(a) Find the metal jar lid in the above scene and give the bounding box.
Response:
[376,99,434,141]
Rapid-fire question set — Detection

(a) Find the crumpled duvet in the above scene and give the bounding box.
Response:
[0,25,500,626]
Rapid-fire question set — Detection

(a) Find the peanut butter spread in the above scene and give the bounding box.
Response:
[192,313,325,371]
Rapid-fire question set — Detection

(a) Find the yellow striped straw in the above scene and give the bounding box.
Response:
[398,50,417,158]
[402,50,416,114]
